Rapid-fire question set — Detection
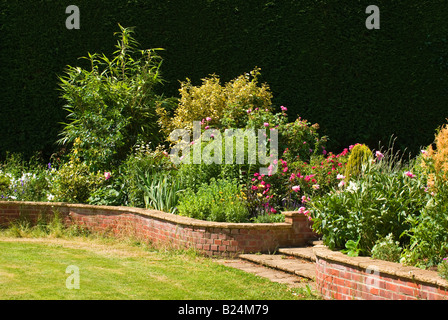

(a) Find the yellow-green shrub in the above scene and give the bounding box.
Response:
[344,144,372,180]
[50,158,104,203]
[156,68,273,138]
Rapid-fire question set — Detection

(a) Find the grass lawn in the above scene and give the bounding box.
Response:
[0,235,318,300]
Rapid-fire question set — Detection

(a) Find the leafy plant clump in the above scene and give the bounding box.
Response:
[438,258,448,280]
[177,178,250,223]
[57,24,174,171]
[309,151,427,255]
[371,233,402,262]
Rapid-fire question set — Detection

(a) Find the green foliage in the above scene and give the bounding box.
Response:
[0,153,53,202]
[341,237,361,257]
[4,211,90,239]
[120,143,174,207]
[0,175,10,194]
[251,213,285,223]
[402,171,448,268]
[87,174,127,206]
[344,144,372,180]
[371,233,402,262]
[177,178,249,223]
[50,158,104,203]
[278,117,327,164]
[438,259,448,280]
[137,172,183,214]
[57,25,170,171]
[310,157,427,255]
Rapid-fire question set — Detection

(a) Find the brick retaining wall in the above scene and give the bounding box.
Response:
[314,247,448,300]
[0,202,317,257]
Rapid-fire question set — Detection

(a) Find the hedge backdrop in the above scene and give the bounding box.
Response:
[1,0,447,161]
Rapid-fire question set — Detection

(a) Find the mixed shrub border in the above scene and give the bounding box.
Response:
[0,27,447,282]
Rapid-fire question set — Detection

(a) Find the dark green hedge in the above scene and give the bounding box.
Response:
[1,0,447,160]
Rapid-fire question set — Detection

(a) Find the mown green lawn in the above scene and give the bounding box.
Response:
[0,236,317,300]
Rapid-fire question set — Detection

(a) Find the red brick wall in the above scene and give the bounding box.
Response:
[314,247,448,300]
[0,202,317,257]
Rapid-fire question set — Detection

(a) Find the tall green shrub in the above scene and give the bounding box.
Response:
[57,24,172,171]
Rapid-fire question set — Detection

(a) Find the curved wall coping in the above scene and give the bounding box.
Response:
[1,201,293,229]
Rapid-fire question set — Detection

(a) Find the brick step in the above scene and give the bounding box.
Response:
[278,247,317,262]
[239,252,316,281]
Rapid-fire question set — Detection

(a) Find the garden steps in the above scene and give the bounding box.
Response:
[238,241,325,281]
[239,247,316,281]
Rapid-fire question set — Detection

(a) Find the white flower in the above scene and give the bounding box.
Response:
[345,181,359,193]
[336,174,345,180]
[338,180,346,188]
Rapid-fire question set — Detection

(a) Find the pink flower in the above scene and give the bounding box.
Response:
[280,106,287,111]
[375,151,384,160]
[264,122,269,127]
[336,174,345,180]
[270,207,277,214]
[247,109,252,114]
[405,171,416,178]
[104,172,111,180]
[292,185,300,192]
[204,125,210,130]
[206,117,212,121]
